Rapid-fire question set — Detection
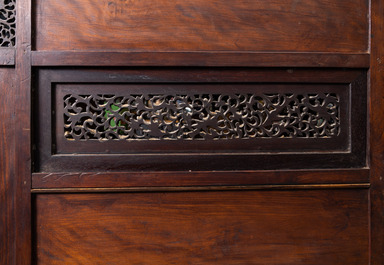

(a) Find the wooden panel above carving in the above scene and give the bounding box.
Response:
[33,0,368,53]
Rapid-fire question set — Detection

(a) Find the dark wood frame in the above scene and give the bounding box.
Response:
[53,83,349,154]
[1,0,383,263]
[14,0,32,264]
[30,51,370,68]
[370,0,384,263]
[33,68,366,173]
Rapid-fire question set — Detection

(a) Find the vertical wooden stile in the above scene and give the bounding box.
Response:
[15,0,32,263]
[370,0,384,263]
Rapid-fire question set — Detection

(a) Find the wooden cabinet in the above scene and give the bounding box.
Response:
[1,0,383,264]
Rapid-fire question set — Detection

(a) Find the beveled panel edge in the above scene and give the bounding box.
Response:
[0,48,15,66]
[31,51,370,68]
[32,168,370,189]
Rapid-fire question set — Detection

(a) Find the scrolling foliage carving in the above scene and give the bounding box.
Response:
[63,93,340,141]
[0,0,15,47]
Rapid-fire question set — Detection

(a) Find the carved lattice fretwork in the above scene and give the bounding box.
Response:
[63,93,340,141]
[0,0,15,47]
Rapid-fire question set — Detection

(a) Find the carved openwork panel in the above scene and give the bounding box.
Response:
[53,83,349,156]
[34,69,366,172]
[0,0,15,47]
[63,93,340,141]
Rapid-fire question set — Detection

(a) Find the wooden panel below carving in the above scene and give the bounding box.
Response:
[34,0,368,52]
[34,189,369,264]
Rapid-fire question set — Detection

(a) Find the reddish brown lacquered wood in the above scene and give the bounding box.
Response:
[32,169,370,189]
[370,0,384,263]
[0,68,16,265]
[31,51,370,68]
[34,0,368,52]
[31,184,371,194]
[0,48,15,65]
[15,0,32,264]
[34,190,369,264]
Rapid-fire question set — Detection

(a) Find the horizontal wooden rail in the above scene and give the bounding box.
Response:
[32,169,370,189]
[31,183,371,193]
[31,51,370,68]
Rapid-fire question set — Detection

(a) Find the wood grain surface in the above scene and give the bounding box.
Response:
[0,48,15,65]
[34,190,369,264]
[370,0,384,263]
[0,68,16,265]
[31,51,370,67]
[34,0,368,52]
[15,0,32,263]
[1,0,31,263]
[0,0,374,264]
[31,184,371,194]
[32,169,370,189]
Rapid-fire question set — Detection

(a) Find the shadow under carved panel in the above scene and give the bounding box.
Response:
[34,68,366,172]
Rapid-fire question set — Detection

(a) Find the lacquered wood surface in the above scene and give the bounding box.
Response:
[34,189,369,264]
[0,3,31,264]
[370,0,384,263]
[0,68,16,265]
[0,2,25,263]
[34,0,368,52]
[31,51,370,68]
[15,0,32,263]
[0,48,15,65]
[32,169,370,189]
[31,184,371,194]
[0,0,377,263]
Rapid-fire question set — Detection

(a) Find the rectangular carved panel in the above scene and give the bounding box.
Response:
[34,190,369,264]
[34,0,368,52]
[54,83,348,155]
[63,92,340,141]
[34,68,366,172]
